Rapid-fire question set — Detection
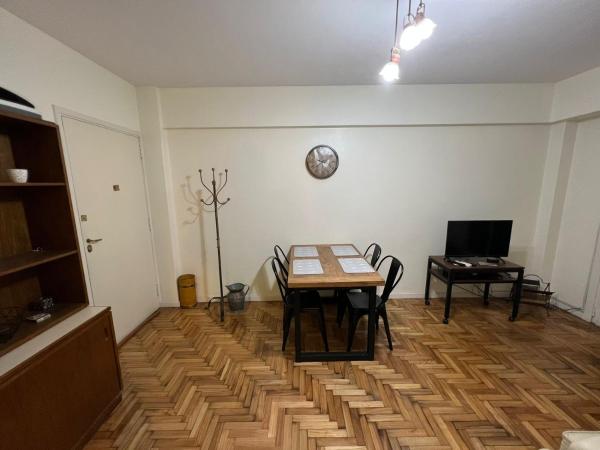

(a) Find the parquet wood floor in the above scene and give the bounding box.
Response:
[86,298,600,450]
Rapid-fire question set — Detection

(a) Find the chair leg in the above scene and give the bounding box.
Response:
[346,311,360,352]
[336,290,346,326]
[282,308,293,351]
[317,304,330,352]
[380,307,393,350]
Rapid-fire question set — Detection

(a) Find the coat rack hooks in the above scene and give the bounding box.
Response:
[199,167,230,321]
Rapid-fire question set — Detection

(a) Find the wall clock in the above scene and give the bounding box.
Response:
[305,145,339,179]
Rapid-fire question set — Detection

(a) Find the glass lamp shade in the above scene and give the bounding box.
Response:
[379,61,400,81]
[415,15,436,40]
[399,24,422,51]
[380,47,401,82]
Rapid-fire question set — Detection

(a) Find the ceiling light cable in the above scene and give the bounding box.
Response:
[379,0,402,82]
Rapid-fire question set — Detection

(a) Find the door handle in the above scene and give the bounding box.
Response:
[86,238,103,244]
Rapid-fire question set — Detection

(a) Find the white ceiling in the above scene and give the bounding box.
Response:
[3,0,600,87]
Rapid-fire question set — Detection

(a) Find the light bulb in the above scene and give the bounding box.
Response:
[379,61,400,82]
[399,24,422,51]
[379,47,401,82]
[416,16,436,40]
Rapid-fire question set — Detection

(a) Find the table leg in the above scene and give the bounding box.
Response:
[424,258,432,305]
[483,282,490,306]
[366,287,376,359]
[510,270,523,321]
[443,277,453,324]
[293,290,302,362]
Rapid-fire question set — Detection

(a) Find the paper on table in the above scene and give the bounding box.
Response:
[330,245,359,256]
[294,246,319,257]
[338,258,375,274]
[293,259,324,275]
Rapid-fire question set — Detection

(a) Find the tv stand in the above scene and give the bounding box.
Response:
[424,255,524,324]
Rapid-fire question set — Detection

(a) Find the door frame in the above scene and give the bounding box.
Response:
[53,106,161,306]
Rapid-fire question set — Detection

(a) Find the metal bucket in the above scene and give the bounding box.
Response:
[226,283,249,311]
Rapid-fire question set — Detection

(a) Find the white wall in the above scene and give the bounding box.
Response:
[136,87,180,304]
[551,66,600,122]
[0,7,139,130]
[161,84,553,128]
[153,83,560,304]
[550,117,600,321]
[529,122,577,277]
[167,125,548,301]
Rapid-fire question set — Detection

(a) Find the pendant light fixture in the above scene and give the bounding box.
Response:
[399,0,422,51]
[379,0,401,82]
[414,0,437,41]
[379,0,436,81]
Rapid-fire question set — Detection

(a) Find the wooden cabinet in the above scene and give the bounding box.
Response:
[0,308,121,450]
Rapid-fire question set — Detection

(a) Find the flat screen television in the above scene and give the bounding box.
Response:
[444,220,512,258]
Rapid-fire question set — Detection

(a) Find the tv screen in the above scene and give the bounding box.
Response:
[444,220,512,257]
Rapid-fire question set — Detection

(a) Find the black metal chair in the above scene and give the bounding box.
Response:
[344,255,403,351]
[336,243,383,325]
[363,243,382,267]
[271,257,329,352]
[273,244,289,275]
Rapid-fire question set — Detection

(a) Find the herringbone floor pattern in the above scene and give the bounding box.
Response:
[86,298,600,450]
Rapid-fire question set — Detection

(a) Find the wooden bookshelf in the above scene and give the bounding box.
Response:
[0,108,88,355]
[0,303,86,357]
[0,249,78,277]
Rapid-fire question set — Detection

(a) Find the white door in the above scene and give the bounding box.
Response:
[61,116,159,342]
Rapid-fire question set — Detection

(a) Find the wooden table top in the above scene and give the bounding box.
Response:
[287,244,385,289]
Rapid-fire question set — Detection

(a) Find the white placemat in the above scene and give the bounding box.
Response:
[338,258,375,274]
[294,246,319,257]
[330,245,359,256]
[293,259,324,275]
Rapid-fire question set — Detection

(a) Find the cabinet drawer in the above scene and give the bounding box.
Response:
[0,309,121,450]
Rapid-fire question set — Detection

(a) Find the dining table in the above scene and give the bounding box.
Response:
[287,243,385,362]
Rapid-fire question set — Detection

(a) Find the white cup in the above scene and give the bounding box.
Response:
[6,169,29,183]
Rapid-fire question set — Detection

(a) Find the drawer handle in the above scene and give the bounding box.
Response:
[104,326,109,341]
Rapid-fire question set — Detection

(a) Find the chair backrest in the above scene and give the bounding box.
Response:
[364,243,382,267]
[376,255,404,303]
[273,245,289,275]
[271,256,289,302]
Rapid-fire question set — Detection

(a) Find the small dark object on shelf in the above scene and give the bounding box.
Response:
[28,296,56,312]
[25,312,51,323]
[0,307,24,343]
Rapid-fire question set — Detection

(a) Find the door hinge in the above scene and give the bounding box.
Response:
[147,216,152,232]
[156,284,160,297]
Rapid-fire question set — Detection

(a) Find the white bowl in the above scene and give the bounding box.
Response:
[6,169,29,183]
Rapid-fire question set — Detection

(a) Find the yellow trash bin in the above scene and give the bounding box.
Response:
[177,274,197,308]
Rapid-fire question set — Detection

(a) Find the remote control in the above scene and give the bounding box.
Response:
[26,312,51,323]
[453,260,472,267]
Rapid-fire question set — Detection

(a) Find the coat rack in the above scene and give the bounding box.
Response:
[199,168,230,322]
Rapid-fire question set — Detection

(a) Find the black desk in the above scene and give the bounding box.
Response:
[424,255,524,324]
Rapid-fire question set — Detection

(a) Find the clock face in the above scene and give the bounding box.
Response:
[305,145,339,179]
